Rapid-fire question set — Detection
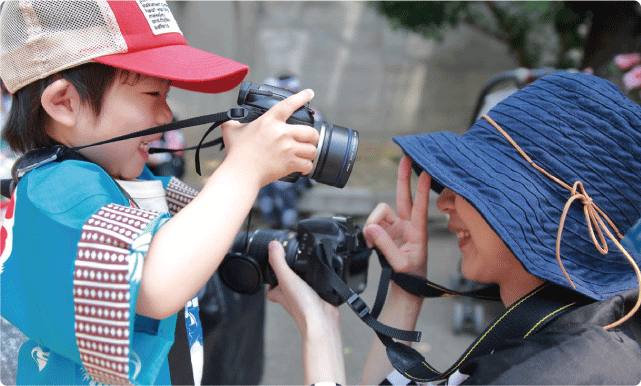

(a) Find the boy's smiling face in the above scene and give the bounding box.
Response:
[73,73,173,180]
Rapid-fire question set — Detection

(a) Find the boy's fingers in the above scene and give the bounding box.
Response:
[396,156,413,220]
[220,119,242,132]
[270,89,315,122]
[295,143,318,161]
[292,124,320,144]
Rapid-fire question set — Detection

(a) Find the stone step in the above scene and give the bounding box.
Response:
[295,186,447,222]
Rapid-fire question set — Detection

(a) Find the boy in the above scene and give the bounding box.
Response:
[0,1,318,385]
[268,71,641,384]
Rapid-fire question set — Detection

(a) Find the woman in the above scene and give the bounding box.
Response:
[268,71,641,385]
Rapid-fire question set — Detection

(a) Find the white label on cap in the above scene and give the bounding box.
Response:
[136,0,182,36]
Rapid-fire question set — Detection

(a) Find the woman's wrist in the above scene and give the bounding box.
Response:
[389,278,425,306]
[301,305,346,385]
[300,303,341,340]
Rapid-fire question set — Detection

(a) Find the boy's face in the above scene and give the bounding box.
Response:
[75,74,173,180]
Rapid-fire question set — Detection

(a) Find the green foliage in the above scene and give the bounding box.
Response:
[371,2,469,40]
[369,1,593,69]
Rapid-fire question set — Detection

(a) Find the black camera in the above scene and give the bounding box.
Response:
[219,217,371,306]
[236,81,359,188]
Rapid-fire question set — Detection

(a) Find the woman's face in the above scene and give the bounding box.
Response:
[436,187,543,305]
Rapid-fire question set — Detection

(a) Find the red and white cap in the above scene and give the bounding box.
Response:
[0,0,249,94]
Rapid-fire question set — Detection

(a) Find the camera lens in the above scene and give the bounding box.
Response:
[309,123,358,188]
[236,82,359,188]
[219,229,298,294]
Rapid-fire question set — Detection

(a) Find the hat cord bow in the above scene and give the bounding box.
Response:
[481,114,641,330]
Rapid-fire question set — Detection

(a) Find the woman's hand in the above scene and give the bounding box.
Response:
[221,89,320,188]
[359,156,430,385]
[364,156,431,277]
[267,241,346,385]
[267,241,339,335]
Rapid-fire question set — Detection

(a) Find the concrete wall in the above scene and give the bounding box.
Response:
[166,1,519,194]
[168,1,518,137]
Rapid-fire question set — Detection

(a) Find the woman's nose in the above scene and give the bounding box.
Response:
[436,188,456,213]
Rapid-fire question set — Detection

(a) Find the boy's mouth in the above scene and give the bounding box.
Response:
[139,142,150,160]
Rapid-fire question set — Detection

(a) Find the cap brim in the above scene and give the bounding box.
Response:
[94,44,248,93]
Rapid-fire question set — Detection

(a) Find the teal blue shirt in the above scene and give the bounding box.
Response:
[1,160,199,385]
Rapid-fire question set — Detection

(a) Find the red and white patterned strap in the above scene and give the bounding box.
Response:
[74,203,158,385]
[166,177,198,216]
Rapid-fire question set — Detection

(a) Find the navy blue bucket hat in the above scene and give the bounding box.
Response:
[394,71,641,301]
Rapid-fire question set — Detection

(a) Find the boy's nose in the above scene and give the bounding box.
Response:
[157,103,173,125]
[436,188,456,214]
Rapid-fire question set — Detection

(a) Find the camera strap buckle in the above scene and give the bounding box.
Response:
[316,245,421,344]
[347,293,369,318]
[227,107,248,120]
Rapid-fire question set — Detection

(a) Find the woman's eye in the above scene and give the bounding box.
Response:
[146,92,161,97]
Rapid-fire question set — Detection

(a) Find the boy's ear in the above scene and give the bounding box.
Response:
[40,78,82,127]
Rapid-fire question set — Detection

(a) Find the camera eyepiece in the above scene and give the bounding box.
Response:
[236,81,359,188]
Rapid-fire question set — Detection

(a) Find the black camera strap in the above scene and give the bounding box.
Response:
[317,246,589,383]
[315,243,422,343]
[1,108,249,198]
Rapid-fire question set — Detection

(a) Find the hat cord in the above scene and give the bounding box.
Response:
[481,114,641,330]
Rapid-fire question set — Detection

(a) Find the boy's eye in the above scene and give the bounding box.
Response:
[146,92,161,97]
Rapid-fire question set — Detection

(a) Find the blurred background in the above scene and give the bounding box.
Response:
[3,1,641,385]
[164,1,641,195]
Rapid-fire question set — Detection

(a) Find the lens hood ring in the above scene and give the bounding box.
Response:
[309,123,327,176]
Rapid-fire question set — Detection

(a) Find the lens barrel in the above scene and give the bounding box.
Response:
[219,229,297,294]
[310,123,358,188]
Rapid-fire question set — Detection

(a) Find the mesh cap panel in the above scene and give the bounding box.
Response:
[0,0,127,93]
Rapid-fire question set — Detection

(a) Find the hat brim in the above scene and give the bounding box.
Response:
[94,44,248,93]
[394,131,638,301]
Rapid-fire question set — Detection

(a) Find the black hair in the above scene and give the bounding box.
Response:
[1,62,120,154]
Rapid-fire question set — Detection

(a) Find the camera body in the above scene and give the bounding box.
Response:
[219,217,371,306]
[236,81,359,188]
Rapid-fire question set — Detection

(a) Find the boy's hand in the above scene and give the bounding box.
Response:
[221,89,320,187]
[364,156,430,277]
